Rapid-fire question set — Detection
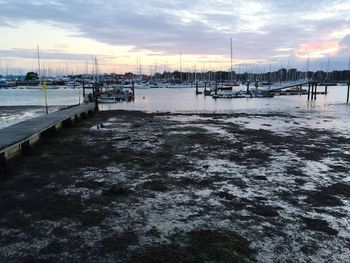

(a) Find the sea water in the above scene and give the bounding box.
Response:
[1,85,350,129]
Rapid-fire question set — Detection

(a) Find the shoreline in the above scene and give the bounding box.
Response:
[0,109,349,262]
[0,105,73,130]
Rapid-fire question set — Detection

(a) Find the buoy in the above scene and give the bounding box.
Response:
[143,96,145,99]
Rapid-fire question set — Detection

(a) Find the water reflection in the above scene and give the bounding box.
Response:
[99,85,349,114]
[1,85,349,129]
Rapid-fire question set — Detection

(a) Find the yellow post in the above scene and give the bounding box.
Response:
[42,81,48,114]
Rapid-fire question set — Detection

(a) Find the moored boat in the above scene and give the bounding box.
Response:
[0,78,7,88]
[98,85,134,103]
[167,83,192,88]
[66,81,77,88]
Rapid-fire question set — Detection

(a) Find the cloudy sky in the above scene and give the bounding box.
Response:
[0,0,349,74]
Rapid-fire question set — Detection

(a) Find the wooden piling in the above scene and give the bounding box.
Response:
[195,81,199,95]
[131,81,135,100]
[82,79,86,98]
[94,83,99,110]
[246,81,250,93]
[347,82,350,103]
[325,83,328,94]
[204,81,207,93]
[0,152,6,175]
[314,82,317,100]
[215,81,218,95]
[307,82,311,101]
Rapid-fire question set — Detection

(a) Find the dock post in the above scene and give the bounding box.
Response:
[314,82,317,100]
[246,81,250,94]
[325,83,328,94]
[310,82,314,100]
[195,81,199,95]
[307,82,311,100]
[204,81,207,93]
[215,81,218,95]
[82,79,85,98]
[0,152,6,175]
[94,83,99,110]
[131,81,135,100]
[347,82,350,103]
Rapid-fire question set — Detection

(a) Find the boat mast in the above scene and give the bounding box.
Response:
[94,57,99,83]
[348,57,350,83]
[0,58,3,77]
[37,45,41,85]
[180,52,182,82]
[306,52,310,81]
[230,38,233,83]
[139,56,142,77]
[38,45,48,114]
[326,58,330,82]
[268,64,271,89]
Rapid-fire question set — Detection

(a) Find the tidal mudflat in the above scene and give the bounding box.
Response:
[1,110,349,262]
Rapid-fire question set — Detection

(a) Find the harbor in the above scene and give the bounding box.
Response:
[1,83,350,262]
[2,67,350,105]
[1,83,350,129]
[1,0,350,262]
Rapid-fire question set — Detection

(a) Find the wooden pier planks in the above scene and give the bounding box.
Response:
[0,103,95,161]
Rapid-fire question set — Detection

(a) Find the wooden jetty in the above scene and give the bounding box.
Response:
[266,80,309,92]
[197,80,350,102]
[0,103,95,171]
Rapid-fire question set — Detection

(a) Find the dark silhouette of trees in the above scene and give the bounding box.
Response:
[25,72,39,81]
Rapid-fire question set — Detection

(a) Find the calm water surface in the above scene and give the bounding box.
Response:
[101,85,349,112]
[1,85,350,129]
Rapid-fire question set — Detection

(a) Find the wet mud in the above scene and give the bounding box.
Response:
[0,110,349,262]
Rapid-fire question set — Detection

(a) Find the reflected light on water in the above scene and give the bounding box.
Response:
[1,85,350,129]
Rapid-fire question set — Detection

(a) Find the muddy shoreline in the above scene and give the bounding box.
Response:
[1,110,349,262]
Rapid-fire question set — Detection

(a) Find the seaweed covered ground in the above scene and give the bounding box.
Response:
[0,110,349,262]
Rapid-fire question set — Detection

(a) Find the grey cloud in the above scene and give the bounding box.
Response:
[0,0,349,69]
[336,34,350,59]
[340,34,350,46]
[0,48,113,62]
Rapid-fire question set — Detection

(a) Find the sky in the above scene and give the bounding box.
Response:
[0,0,350,75]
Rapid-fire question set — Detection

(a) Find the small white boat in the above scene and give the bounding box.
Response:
[84,83,94,88]
[66,81,77,88]
[167,83,192,88]
[98,93,124,103]
[98,85,134,103]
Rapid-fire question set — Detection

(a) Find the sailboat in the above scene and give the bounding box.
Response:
[37,45,49,114]
[168,52,191,88]
[213,39,240,98]
[224,38,239,87]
